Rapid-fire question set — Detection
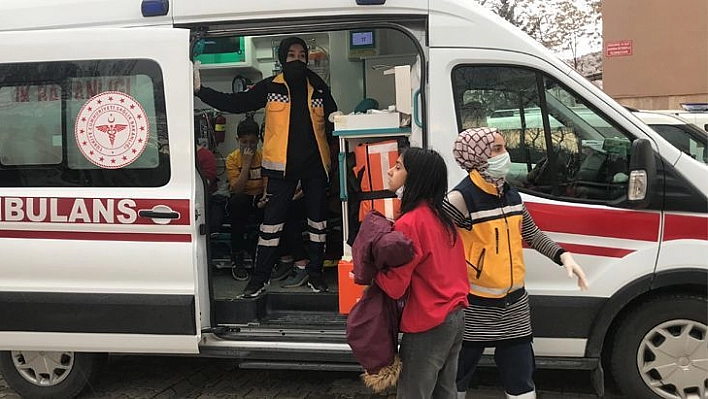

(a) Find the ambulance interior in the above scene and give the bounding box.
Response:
[193,27,422,325]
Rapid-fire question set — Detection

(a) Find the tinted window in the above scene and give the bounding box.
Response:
[453,65,635,203]
[0,60,169,187]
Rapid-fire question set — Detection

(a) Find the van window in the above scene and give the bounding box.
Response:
[453,65,633,202]
[0,59,169,187]
[648,124,708,164]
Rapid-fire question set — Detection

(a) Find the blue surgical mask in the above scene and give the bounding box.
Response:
[484,152,511,179]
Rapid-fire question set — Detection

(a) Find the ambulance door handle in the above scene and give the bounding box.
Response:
[413,89,422,128]
[139,210,180,219]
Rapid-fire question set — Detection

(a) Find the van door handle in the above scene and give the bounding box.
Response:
[138,210,180,219]
[413,89,423,128]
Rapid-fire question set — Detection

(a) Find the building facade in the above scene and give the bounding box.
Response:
[602,0,708,110]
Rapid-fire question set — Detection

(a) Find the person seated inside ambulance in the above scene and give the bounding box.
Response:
[226,115,266,281]
[195,141,220,233]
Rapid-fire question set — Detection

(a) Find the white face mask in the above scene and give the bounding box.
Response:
[484,152,511,179]
[395,185,405,199]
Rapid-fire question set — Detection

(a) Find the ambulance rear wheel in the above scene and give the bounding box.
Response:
[0,351,106,399]
[610,294,708,399]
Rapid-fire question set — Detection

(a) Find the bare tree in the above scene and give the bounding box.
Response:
[477,0,602,69]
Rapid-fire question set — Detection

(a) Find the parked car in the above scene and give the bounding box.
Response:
[633,110,708,164]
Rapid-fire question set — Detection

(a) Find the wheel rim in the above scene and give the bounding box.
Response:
[637,319,708,399]
[11,351,74,387]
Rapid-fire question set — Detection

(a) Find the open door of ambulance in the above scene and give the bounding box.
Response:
[0,28,201,355]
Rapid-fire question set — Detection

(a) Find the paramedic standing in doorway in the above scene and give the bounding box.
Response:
[194,37,338,298]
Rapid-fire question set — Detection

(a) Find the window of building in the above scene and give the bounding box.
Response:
[453,65,634,202]
[0,59,169,187]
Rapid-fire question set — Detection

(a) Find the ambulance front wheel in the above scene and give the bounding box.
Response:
[0,351,106,399]
[610,294,708,399]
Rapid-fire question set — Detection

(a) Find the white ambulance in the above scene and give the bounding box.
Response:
[0,1,706,398]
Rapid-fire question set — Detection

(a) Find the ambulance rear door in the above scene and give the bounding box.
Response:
[0,27,201,354]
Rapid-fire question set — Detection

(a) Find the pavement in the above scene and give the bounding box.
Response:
[0,355,628,399]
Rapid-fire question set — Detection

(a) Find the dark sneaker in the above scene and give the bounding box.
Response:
[242,280,267,298]
[307,273,329,293]
[231,262,249,281]
[271,260,293,281]
[281,268,309,288]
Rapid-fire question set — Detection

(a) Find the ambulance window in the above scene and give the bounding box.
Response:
[452,65,633,203]
[0,59,169,187]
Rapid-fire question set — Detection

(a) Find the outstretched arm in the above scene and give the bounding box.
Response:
[521,206,589,290]
[196,79,268,114]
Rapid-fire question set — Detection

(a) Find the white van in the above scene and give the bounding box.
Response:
[0,1,706,399]
[651,104,708,132]
[633,110,708,164]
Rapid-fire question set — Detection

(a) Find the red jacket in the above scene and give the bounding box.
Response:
[375,204,469,333]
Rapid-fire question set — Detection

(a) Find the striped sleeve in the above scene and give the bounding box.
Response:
[520,206,565,265]
[444,192,472,230]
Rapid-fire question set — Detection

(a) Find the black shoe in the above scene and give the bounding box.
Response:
[307,273,329,293]
[231,255,249,281]
[231,263,249,281]
[281,268,309,288]
[242,280,267,298]
[271,260,293,281]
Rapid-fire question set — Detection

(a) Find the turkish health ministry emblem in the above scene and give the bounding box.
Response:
[74,91,149,169]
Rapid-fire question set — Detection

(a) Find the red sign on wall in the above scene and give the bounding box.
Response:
[606,40,633,57]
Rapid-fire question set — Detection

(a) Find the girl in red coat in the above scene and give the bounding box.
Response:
[375,147,469,398]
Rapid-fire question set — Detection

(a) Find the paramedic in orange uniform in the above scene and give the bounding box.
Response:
[194,37,338,297]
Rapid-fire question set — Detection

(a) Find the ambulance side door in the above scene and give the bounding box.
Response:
[426,47,662,358]
[0,27,201,354]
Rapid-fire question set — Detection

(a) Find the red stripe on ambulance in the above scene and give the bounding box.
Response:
[0,197,190,225]
[556,242,635,258]
[0,230,191,242]
[522,241,634,258]
[663,214,708,241]
[525,202,660,242]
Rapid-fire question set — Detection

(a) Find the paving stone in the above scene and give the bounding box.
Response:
[0,356,628,399]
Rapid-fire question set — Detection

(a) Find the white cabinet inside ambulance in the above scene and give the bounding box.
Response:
[0,0,706,398]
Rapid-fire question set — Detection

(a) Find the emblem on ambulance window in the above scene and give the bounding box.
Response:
[74,91,150,169]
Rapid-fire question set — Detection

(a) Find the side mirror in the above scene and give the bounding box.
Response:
[626,138,656,208]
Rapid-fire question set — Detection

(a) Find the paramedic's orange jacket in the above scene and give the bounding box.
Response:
[197,71,337,179]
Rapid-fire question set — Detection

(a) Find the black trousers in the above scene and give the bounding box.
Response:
[279,197,308,262]
[456,340,535,396]
[251,177,327,284]
[228,193,261,258]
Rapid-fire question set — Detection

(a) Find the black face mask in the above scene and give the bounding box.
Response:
[282,60,307,81]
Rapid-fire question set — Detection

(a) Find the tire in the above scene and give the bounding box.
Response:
[0,351,106,399]
[610,294,708,399]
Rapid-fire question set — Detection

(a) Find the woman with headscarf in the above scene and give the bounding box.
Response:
[194,37,338,297]
[443,127,589,399]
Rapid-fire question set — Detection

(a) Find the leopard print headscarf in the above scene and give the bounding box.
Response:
[453,127,505,193]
